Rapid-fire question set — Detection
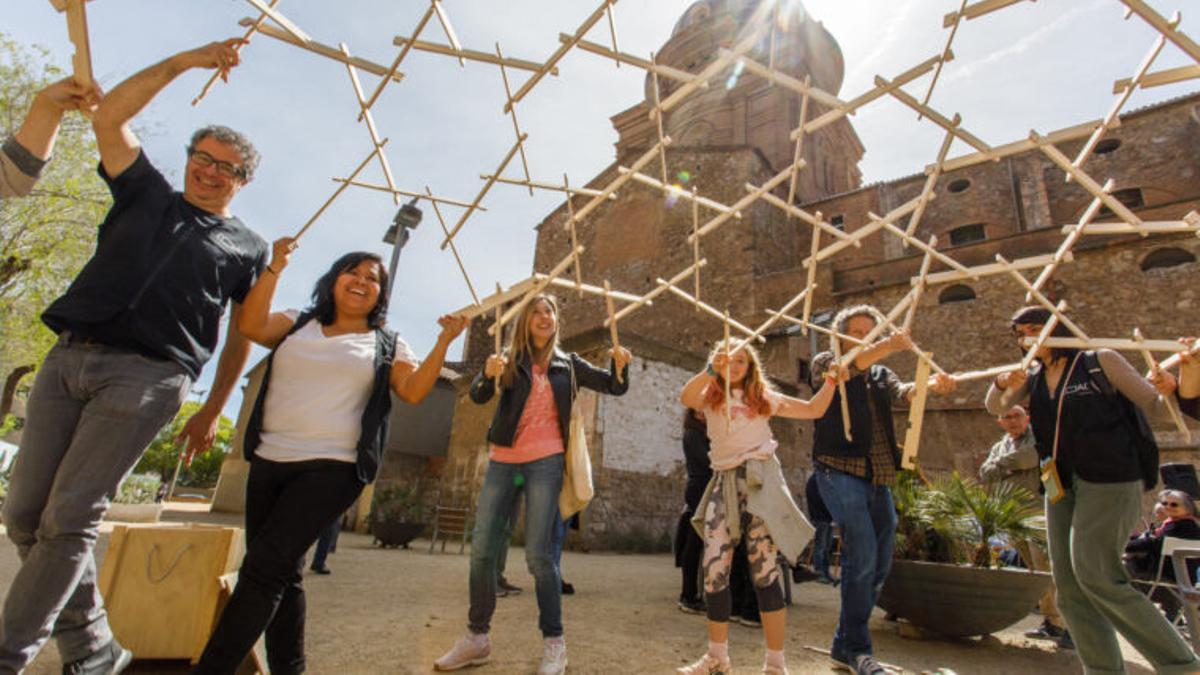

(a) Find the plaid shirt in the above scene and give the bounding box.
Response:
[811,352,910,487]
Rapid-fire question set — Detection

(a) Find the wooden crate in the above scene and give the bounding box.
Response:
[98,523,244,662]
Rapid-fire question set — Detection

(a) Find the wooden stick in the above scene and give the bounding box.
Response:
[880,218,976,279]
[765,310,866,346]
[564,174,583,295]
[429,0,466,67]
[330,179,485,210]
[996,253,1088,340]
[796,54,946,137]
[494,282,503,389]
[62,0,94,88]
[935,118,1101,174]
[294,142,384,240]
[243,0,310,43]
[483,174,614,200]
[692,186,701,310]
[923,252,1070,287]
[568,36,697,84]
[733,286,814,354]
[920,0,968,116]
[806,196,924,268]
[906,120,959,240]
[801,229,820,333]
[786,78,812,214]
[567,137,671,229]
[953,363,1024,383]
[496,43,533,193]
[604,1,620,68]
[1134,328,1191,441]
[453,277,538,320]
[441,134,528,249]
[622,169,740,217]
[757,191,853,243]
[901,356,932,470]
[733,54,844,109]
[1019,302,1067,372]
[1033,337,1189,354]
[426,186,480,305]
[391,35,554,74]
[650,52,669,186]
[605,259,707,326]
[690,163,801,243]
[1027,179,1113,300]
[242,20,406,83]
[1032,131,1145,233]
[490,247,585,334]
[360,4,433,115]
[903,235,937,332]
[831,329,852,442]
[883,81,993,158]
[536,276,642,304]
[340,43,400,205]
[1118,0,1200,64]
[724,309,732,424]
[840,289,918,368]
[943,0,1033,26]
[655,8,770,119]
[196,0,280,105]
[605,280,623,384]
[1160,342,1200,371]
[1114,64,1200,93]
[1061,216,1200,236]
[655,278,763,342]
[507,0,615,112]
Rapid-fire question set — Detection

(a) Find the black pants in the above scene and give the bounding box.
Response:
[679,509,704,602]
[195,458,363,674]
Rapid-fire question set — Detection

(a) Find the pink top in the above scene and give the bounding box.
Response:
[490,363,565,464]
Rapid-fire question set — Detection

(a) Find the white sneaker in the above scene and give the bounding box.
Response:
[677,652,731,674]
[433,633,491,671]
[537,637,568,675]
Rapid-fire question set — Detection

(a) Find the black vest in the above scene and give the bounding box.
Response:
[812,365,900,464]
[243,311,398,484]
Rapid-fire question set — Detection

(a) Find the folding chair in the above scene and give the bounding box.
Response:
[1167,542,1200,652]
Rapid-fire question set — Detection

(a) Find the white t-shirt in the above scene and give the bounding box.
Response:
[705,389,781,471]
[255,310,418,463]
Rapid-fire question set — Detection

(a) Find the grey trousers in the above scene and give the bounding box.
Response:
[1048,477,1200,675]
[0,341,190,672]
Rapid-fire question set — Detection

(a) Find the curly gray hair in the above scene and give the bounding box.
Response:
[1159,489,1198,518]
[187,125,261,182]
[829,304,888,352]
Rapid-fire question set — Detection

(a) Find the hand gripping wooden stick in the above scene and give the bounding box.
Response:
[1134,328,1191,441]
[831,330,852,442]
[724,309,732,425]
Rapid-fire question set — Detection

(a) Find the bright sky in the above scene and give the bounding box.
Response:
[8,0,1196,418]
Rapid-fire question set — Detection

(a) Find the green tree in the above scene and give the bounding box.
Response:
[0,33,109,423]
[134,400,236,489]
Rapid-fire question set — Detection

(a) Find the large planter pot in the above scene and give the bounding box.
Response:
[371,520,425,549]
[104,503,164,523]
[877,559,1052,637]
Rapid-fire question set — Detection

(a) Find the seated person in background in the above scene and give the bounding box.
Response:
[1125,489,1200,622]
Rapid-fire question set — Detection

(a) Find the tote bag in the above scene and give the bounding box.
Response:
[559,359,594,518]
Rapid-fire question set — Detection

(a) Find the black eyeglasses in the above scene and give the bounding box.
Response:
[1162,501,1183,508]
[189,150,244,180]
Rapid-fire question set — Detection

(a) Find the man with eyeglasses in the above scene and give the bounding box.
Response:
[979,405,1071,649]
[0,39,267,674]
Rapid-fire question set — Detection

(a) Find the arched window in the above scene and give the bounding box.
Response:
[1098,188,1144,217]
[1094,138,1121,155]
[938,284,976,304]
[830,214,845,231]
[1141,247,1196,272]
[948,223,986,246]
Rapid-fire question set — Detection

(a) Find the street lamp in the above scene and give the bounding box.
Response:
[383,197,423,298]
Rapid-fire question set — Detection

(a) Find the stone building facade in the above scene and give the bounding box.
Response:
[436,0,1200,549]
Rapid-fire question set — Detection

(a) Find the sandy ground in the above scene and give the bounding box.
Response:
[2,503,1158,674]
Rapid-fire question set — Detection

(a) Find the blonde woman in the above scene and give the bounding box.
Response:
[677,340,841,675]
[435,295,631,675]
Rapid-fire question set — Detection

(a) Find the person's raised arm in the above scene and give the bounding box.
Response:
[391,315,469,404]
[92,39,244,178]
[854,330,911,371]
[680,352,722,411]
[775,369,842,420]
[986,368,1030,416]
[572,347,632,396]
[177,303,252,462]
[238,237,299,348]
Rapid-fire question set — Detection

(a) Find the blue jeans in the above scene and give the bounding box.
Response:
[468,454,564,637]
[812,521,833,577]
[551,510,567,575]
[815,466,897,661]
[0,342,191,671]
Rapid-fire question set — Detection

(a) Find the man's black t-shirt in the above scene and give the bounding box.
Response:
[42,151,267,379]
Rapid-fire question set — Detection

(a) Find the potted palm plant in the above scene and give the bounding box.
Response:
[877,471,1052,638]
[370,483,427,549]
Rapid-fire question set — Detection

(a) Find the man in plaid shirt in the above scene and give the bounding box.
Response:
[809,305,955,675]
